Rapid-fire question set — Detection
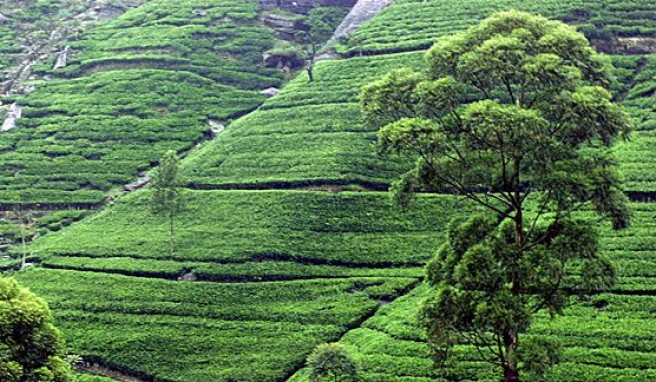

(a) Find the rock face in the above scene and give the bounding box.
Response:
[263,51,304,69]
[262,13,304,40]
[325,0,394,47]
[592,37,656,54]
[2,103,22,132]
[124,176,150,192]
[260,87,280,97]
[618,37,656,54]
[259,0,357,14]
[53,46,71,70]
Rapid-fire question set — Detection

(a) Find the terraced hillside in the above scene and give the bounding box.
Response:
[9,0,656,381]
[0,0,282,207]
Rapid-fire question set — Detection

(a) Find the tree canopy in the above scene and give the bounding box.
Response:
[151,150,183,256]
[0,276,74,382]
[361,10,631,382]
[307,343,358,382]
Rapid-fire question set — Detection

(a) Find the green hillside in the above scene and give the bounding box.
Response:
[0,0,281,207]
[6,0,656,381]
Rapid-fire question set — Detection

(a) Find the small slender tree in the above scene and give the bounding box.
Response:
[0,276,74,381]
[307,343,358,382]
[297,7,347,82]
[361,11,631,382]
[151,150,183,256]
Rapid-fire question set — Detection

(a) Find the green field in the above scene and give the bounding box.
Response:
[5,0,656,381]
[341,0,656,55]
[0,0,281,206]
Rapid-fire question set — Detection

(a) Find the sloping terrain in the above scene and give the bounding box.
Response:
[0,0,282,207]
[9,0,656,381]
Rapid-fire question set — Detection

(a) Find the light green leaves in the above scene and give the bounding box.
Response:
[360,68,424,129]
[0,277,73,382]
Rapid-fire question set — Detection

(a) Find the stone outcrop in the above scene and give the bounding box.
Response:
[260,87,280,97]
[259,0,357,14]
[592,37,656,55]
[53,46,71,70]
[263,51,304,69]
[262,13,304,40]
[618,37,656,54]
[325,0,394,47]
[0,80,14,95]
[208,120,225,138]
[2,103,22,132]
[124,176,150,192]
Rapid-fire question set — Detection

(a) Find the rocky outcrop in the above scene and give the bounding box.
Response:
[0,80,14,95]
[263,51,304,70]
[2,103,22,132]
[618,37,656,54]
[260,87,280,97]
[124,176,150,192]
[592,37,656,55]
[259,0,357,14]
[325,0,394,47]
[53,46,71,70]
[208,120,225,138]
[262,13,304,40]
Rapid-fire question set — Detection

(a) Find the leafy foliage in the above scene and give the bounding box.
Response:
[0,276,73,382]
[362,11,631,381]
[151,150,183,255]
[307,343,358,382]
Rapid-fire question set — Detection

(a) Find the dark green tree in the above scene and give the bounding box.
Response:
[0,276,74,381]
[151,150,183,256]
[361,11,631,382]
[307,343,358,382]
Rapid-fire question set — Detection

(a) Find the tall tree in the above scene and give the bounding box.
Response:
[151,150,183,256]
[0,276,74,381]
[361,11,631,382]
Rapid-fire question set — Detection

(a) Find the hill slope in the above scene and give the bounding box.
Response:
[10,0,656,381]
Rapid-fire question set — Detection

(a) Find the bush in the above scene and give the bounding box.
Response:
[0,276,74,382]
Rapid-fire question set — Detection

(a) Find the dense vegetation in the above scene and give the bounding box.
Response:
[180,52,425,189]
[341,0,656,55]
[0,276,74,381]
[15,268,416,381]
[0,0,281,206]
[5,0,656,381]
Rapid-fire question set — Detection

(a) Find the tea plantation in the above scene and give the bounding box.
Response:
[5,0,656,381]
[0,0,281,206]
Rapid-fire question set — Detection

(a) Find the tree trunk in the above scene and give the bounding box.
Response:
[503,327,520,382]
[169,202,174,256]
[504,365,520,382]
[307,64,314,82]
